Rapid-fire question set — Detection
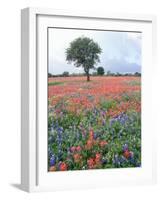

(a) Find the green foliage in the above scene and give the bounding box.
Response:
[97,66,105,75]
[66,37,102,81]
[100,99,117,110]
[48,81,64,86]
[62,71,69,77]
[127,80,140,86]
[121,92,141,102]
[134,72,141,76]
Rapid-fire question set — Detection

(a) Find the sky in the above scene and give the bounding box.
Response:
[48,28,141,75]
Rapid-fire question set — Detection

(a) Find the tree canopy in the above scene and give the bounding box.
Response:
[97,66,105,75]
[66,37,102,81]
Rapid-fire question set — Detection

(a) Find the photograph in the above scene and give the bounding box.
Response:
[47,27,141,172]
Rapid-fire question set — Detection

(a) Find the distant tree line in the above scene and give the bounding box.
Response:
[48,68,141,78]
[105,70,141,77]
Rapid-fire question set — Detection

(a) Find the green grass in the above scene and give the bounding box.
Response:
[48,81,64,86]
[99,99,117,110]
[127,80,141,86]
[121,91,141,102]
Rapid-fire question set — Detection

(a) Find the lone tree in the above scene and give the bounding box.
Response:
[97,66,105,75]
[66,37,102,81]
[62,71,69,77]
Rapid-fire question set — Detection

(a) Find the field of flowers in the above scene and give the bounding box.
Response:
[48,76,141,171]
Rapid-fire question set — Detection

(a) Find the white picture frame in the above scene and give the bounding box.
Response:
[21,7,157,192]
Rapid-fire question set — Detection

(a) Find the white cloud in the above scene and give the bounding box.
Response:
[48,28,141,74]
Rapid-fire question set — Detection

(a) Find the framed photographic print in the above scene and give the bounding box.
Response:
[21,8,156,192]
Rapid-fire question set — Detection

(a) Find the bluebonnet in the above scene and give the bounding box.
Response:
[136,163,141,167]
[113,155,121,166]
[113,155,128,166]
[129,157,136,165]
[93,132,98,140]
[58,142,62,150]
[101,110,106,118]
[102,119,106,126]
[109,118,116,127]
[67,148,71,156]
[102,158,108,165]
[76,131,80,140]
[93,107,98,115]
[58,149,62,161]
[109,113,129,126]
[48,147,53,158]
[118,114,129,125]
[122,144,129,152]
[50,155,56,166]
[56,127,63,143]
[119,156,126,164]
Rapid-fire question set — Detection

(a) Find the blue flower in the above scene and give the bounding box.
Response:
[102,119,106,125]
[102,158,108,165]
[119,156,126,164]
[122,144,128,152]
[113,155,120,166]
[48,148,53,158]
[93,132,98,140]
[50,155,56,166]
[76,131,80,139]
[109,118,116,126]
[110,113,129,127]
[129,157,135,165]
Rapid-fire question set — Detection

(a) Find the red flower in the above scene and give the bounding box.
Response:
[95,153,101,164]
[123,150,131,159]
[76,146,82,152]
[87,158,95,169]
[49,76,140,114]
[99,140,108,147]
[70,146,76,152]
[73,153,82,163]
[59,162,67,171]
[89,130,94,140]
[49,166,57,172]
[85,139,93,150]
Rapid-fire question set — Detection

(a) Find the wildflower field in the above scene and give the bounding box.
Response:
[48,76,141,171]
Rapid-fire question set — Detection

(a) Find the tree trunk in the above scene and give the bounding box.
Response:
[87,73,90,81]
